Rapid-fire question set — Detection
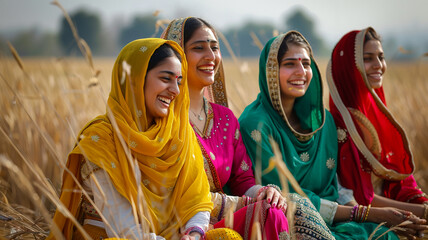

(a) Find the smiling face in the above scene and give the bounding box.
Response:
[144,56,182,124]
[279,44,312,103]
[363,40,386,89]
[184,26,221,90]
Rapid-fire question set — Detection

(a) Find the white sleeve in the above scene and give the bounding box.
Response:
[336,177,356,205]
[183,211,210,232]
[319,198,338,225]
[91,170,165,240]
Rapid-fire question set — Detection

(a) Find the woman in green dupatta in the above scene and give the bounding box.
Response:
[239,31,402,239]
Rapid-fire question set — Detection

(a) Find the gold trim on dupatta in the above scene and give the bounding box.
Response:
[266,31,325,142]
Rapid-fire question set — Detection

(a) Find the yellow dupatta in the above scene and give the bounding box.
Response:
[48,38,212,239]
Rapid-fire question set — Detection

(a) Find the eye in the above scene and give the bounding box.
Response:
[302,61,311,67]
[161,76,171,82]
[363,57,372,62]
[282,62,294,67]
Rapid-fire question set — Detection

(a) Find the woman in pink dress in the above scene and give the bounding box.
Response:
[163,17,290,240]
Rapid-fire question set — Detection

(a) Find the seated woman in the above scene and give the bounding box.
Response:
[163,17,291,240]
[327,27,428,237]
[238,31,425,239]
[47,39,212,240]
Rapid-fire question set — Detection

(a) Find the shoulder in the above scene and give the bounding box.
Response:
[210,102,239,123]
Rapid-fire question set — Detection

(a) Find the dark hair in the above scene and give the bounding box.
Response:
[147,43,182,72]
[364,28,381,44]
[277,32,311,62]
[183,17,217,46]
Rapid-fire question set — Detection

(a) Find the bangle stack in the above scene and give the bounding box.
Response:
[349,204,371,222]
[185,226,205,239]
[242,195,253,206]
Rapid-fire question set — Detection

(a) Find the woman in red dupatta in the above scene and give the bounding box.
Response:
[327,27,428,227]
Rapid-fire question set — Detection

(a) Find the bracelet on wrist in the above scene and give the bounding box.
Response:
[185,226,205,239]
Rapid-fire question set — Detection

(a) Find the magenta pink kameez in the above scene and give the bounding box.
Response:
[191,99,289,240]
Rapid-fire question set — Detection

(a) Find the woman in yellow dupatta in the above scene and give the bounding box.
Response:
[47,38,212,240]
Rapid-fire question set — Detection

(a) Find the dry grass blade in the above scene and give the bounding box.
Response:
[286,201,296,240]
[250,221,262,240]
[51,0,84,55]
[224,201,236,229]
[249,31,264,51]
[268,137,307,197]
[368,220,413,240]
[79,39,95,73]
[0,155,66,240]
[7,42,24,71]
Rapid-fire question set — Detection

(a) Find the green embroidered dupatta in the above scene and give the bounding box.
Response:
[239,32,338,210]
[239,32,398,240]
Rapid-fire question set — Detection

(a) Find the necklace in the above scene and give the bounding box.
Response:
[190,102,205,121]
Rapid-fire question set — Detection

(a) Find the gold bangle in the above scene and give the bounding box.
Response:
[363,204,371,222]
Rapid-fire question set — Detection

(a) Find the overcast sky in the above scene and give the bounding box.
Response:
[1,0,427,45]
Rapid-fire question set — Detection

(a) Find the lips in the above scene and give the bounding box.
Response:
[157,96,172,106]
[198,64,215,73]
[367,72,383,80]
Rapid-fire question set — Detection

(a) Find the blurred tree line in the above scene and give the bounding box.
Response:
[1,7,415,58]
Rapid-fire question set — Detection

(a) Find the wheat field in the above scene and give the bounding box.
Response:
[0,53,427,238]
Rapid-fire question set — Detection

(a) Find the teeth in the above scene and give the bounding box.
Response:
[158,96,171,104]
[198,66,214,71]
[290,81,305,85]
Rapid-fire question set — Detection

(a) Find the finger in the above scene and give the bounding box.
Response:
[265,188,274,203]
[395,230,415,240]
[277,196,285,209]
[271,193,280,207]
[405,223,428,231]
[257,189,266,201]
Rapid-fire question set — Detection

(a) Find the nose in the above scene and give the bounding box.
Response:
[373,57,383,69]
[295,62,305,76]
[168,81,180,96]
[204,48,215,61]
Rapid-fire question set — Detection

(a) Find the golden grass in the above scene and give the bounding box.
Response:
[0,54,427,238]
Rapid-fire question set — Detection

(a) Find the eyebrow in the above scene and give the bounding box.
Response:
[189,39,218,45]
[281,57,310,61]
[160,70,182,78]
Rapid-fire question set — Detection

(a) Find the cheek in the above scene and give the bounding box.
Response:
[306,70,313,83]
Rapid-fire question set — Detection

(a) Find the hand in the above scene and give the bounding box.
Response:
[369,207,428,239]
[257,186,287,211]
[180,232,202,240]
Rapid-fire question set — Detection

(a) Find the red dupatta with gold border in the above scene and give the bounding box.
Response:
[327,27,427,204]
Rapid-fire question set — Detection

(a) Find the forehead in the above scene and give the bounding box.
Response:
[281,44,310,59]
[153,56,182,73]
[363,40,383,53]
[187,26,217,43]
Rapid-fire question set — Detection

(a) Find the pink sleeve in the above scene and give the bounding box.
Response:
[226,118,256,197]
